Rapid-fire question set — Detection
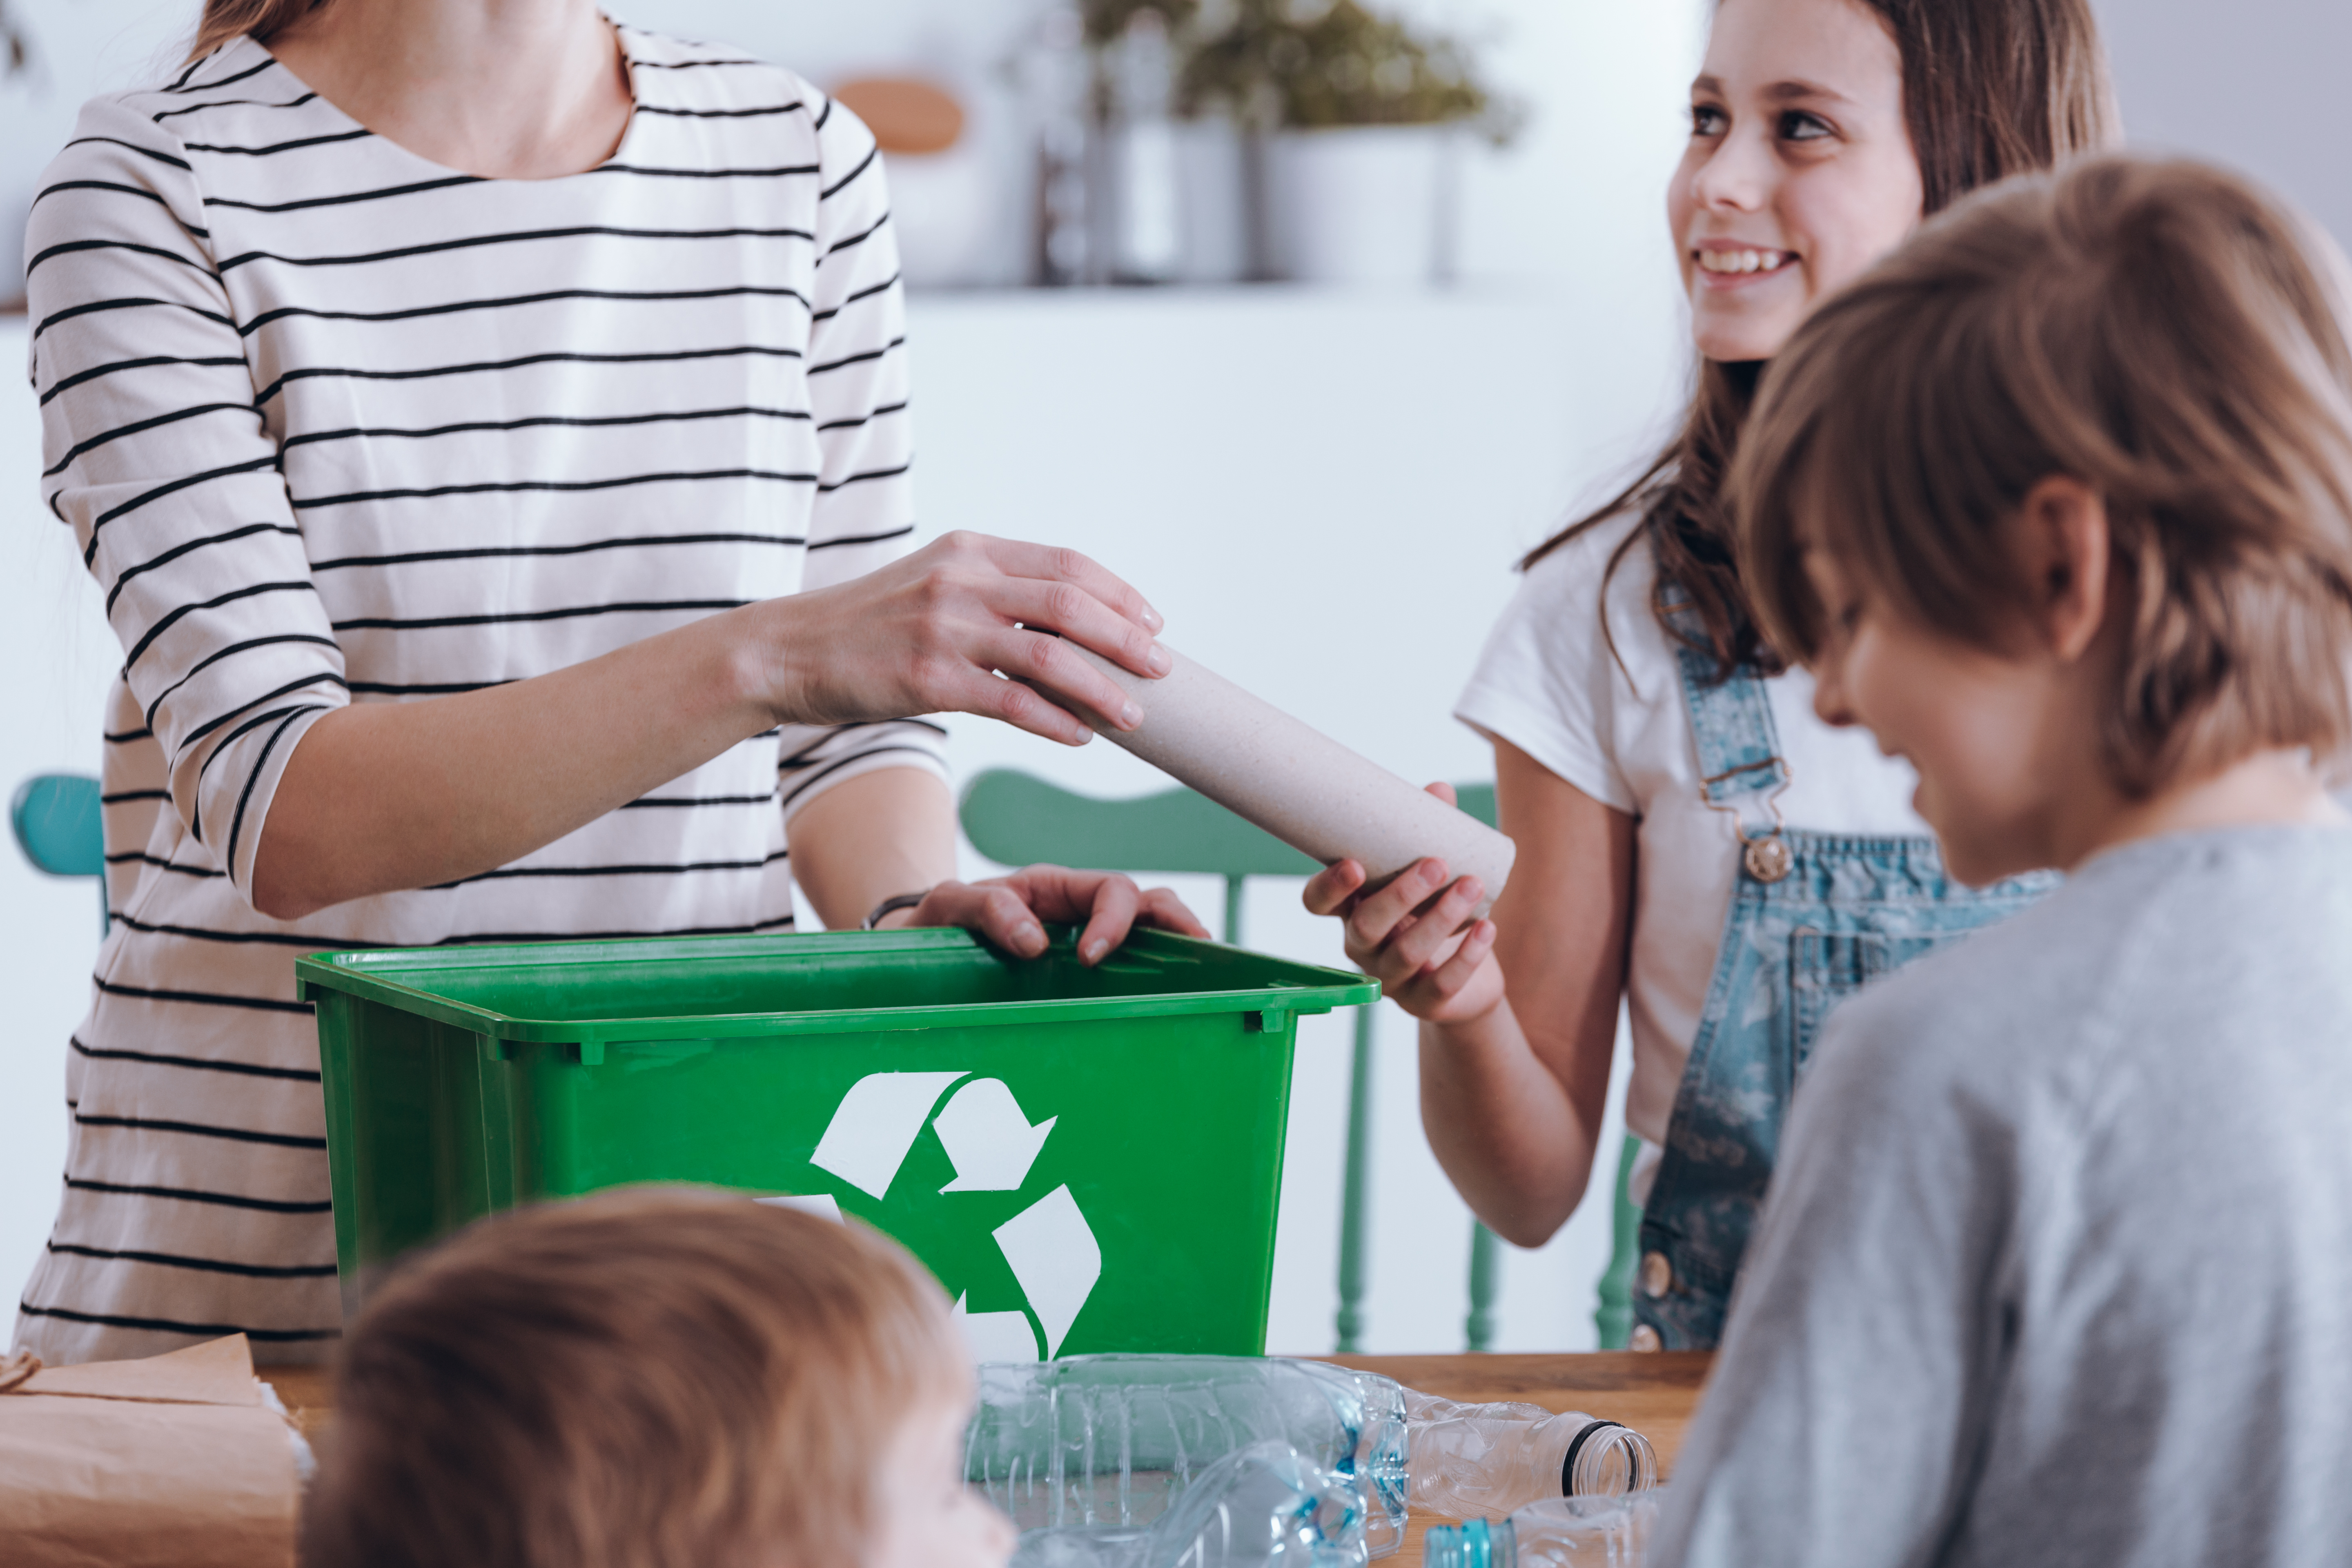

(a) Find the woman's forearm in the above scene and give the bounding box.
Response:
[252,599,779,920]
[250,531,1169,919]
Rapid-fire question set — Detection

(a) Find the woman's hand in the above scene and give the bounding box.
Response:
[892,864,1211,965]
[1302,782,1506,1023]
[767,532,1171,746]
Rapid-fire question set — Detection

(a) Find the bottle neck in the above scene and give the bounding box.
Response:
[1425,1517,1517,1568]
[1564,1419,1660,1496]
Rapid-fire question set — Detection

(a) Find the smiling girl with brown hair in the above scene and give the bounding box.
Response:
[1307,0,2114,1350]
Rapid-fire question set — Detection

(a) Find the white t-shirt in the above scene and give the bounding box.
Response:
[1454,508,1929,1149]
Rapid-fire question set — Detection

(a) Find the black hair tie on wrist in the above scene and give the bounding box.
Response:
[861,890,931,931]
[1561,1419,1628,1496]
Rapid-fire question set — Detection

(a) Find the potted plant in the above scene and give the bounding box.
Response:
[1183,0,1516,285]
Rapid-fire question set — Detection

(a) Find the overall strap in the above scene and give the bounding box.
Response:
[1659,570,1794,881]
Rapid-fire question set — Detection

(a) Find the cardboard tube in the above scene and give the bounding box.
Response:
[1068,645,1516,919]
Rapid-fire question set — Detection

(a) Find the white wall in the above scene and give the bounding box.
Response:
[0,332,124,1359]
[2098,0,2352,249]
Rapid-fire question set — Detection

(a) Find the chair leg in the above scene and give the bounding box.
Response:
[1465,1223,1500,1352]
[1223,876,1246,947]
[1592,1133,1644,1350]
[1334,1000,1376,1353]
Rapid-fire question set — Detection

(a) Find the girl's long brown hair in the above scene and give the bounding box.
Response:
[188,0,326,60]
[1525,0,2119,680]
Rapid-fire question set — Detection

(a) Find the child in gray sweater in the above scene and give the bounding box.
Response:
[1656,156,2352,1567]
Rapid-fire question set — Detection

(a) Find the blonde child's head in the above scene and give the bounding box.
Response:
[299,1189,1011,1568]
[1733,156,2352,874]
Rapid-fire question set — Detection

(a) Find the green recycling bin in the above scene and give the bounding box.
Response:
[295,926,1374,1359]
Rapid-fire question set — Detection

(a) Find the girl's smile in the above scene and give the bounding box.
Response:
[1668,0,1924,363]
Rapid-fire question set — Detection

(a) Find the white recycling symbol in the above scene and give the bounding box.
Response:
[805,1071,1100,1361]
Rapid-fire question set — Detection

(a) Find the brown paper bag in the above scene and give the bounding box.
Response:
[0,1334,300,1567]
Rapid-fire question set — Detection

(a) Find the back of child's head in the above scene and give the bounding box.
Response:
[299,1189,965,1568]
[1735,155,2352,794]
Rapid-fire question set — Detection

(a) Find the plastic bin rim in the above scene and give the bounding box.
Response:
[292,924,1379,1045]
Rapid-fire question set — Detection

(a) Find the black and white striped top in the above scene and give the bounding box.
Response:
[17,28,943,1363]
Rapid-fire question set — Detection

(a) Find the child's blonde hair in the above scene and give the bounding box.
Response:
[1735,156,2352,795]
[299,1189,965,1568]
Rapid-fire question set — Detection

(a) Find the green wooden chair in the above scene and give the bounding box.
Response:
[960,768,1644,1351]
[11,773,107,935]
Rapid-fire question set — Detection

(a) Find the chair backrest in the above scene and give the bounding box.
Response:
[960,770,1323,879]
[961,770,1320,946]
[12,774,105,878]
[11,773,108,936]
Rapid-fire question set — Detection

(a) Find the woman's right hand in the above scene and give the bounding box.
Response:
[766,530,1170,745]
[1302,783,1508,1024]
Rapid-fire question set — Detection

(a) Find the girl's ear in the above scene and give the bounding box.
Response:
[2006,476,2112,662]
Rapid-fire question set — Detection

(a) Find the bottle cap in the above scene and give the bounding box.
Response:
[1423,1517,1503,1568]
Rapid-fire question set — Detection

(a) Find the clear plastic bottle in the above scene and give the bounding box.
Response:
[1011,1440,1370,1568]
[967,1357,1409,1558]
[1404,1390,1659,1519]
[1422,1492,1668,1568]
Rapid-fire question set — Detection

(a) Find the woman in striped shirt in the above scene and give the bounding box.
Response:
[18,0,1199,1364]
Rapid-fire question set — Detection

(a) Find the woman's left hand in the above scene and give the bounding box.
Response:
[894,865,1210,964]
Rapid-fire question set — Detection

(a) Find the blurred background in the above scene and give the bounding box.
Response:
[1,0,2345,1356]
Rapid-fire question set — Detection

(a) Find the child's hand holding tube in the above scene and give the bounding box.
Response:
[1303,783,1508,1024]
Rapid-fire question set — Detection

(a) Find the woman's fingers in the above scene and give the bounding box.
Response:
[1136,884,1212,939]
[982,573,1172,685]
[986,624,1147,736]
[973,535,1165,639]
[913,880,1049,958]
[1072,873,1143,965]
[778,531,1173,746]
[922,866,1208,965]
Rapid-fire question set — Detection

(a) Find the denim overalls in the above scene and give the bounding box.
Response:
[1630,606,2055,1351]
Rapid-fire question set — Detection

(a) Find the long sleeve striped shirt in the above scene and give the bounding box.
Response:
[16,27,944,1363]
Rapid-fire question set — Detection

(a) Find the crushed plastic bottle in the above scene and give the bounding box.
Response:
[967,1356,1410,1559]
[1404,1389,1659,1519]
[1010,1441,1370,1568]
[1421,1491,1669,1568]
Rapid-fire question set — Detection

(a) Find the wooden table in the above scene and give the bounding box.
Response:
[264,1365,334,1439]
[263,1352,1711,1557]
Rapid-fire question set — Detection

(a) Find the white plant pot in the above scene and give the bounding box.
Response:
[1173,118,1250,285]
[1268,125,1454,287]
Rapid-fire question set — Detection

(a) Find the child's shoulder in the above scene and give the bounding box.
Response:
[1518,506,1653,610]
[1815,826,2352,1121]
[1498,507,1676,694]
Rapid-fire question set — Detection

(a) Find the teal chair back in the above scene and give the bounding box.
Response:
[960,769,1651,1353]
[11,773,107,935]
[959,769,1321,948]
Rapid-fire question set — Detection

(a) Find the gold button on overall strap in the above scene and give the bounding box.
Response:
[1700,755,1795,885]
[1638,1250,1674,1298]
